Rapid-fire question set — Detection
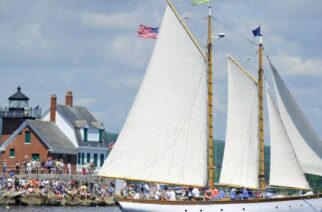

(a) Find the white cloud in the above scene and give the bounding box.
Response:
[81,6,155,31]
[82,12,133,30]
[271,54,322,77]
[19,23,50,49]
[107,34,153,68]
[107,75,142,91]
[75,97,98,107]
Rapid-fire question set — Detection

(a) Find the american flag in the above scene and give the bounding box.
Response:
[137,25,159,39]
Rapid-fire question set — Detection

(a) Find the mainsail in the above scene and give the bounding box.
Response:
[98,5,208,186]
[270,62,322,176]
[219,56,259,189]
[266,86,310,190]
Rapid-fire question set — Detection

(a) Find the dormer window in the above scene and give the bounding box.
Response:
[83,127,88,142]
[99,129,103,143]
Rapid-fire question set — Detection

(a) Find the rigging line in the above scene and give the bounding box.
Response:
[212,16,257,47]
[303,199,320,212]
[263,49,274,65]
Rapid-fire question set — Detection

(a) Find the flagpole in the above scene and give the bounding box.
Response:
[207,0,214,190]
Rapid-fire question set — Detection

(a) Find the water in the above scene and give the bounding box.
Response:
[0,206,121,212]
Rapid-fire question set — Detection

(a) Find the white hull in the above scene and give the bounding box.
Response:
[119,195,322,212]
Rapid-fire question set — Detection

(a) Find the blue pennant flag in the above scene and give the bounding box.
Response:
[252,26,262,37]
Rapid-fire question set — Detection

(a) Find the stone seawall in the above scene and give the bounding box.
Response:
[0,174,116,206]
[0,192,116,206]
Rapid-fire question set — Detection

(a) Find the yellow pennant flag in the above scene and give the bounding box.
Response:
[192,0,209,6]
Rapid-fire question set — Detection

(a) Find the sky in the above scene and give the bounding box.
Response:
[1,0,322,141]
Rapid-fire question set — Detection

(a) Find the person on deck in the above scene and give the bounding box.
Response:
[212,187,219,199]
[154,189,161,200]
[214,187,225,200]
[169,189,176,201]
[192,187,200,199]
[242,187,249,199]
[230,188,237,200]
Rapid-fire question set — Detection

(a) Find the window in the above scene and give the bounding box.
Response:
[100,154,104,167]
[78,153,81,164]
[10,149,15,158]
[87,153,90,163]
[32,153,40,161]
[94,153,97,167]
[83,128,88,142]
[81,152,85,164]
[25,130,31,144]
[99,129,103,143]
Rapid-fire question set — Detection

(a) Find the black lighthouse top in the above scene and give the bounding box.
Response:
[8,86,29,111]
[9,86,29,101]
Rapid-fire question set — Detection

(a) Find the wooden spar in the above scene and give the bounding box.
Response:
[227,55,258,84]
[258,38,266,191]
[207,4,214,190]
[166,0,207,61]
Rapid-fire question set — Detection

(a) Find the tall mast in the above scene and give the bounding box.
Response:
[207,3,214,189]
[258,35,266,191]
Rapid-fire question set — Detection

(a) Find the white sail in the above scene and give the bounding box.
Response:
[270,62,322,176]
[219,56,259,189]
[98,5,208,186]
[266,86,310,190]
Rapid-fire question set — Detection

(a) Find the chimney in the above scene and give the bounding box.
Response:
[65,91,73,107]
[50,94,57,123]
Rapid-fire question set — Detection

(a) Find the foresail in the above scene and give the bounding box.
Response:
[266,86,310,190]
[270,62,322,176]
[98,5,208,186]
[219,56,259,189]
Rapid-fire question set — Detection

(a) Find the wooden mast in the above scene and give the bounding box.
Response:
[167,0,214,188]
[207,4,214,189]
[258,36,266,192]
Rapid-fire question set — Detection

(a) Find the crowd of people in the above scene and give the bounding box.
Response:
[120,182,255,201]
[81,162,96,175]
[2,159,73,176]
[120,182,316,202]
[121,183,306,201]
[0,175,115,201]
[2,159,97,176]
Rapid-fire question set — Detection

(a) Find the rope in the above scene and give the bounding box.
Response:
[303,199,320,212]
[212,16,257,46]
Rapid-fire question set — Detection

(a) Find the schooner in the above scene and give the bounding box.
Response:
[98,0,322,211]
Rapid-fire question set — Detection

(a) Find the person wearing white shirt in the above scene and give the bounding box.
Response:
[192,187,200,199]
[169,190,176,201]
[67,163,71,175]
[154,190,161,200]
